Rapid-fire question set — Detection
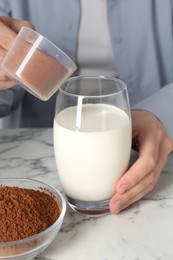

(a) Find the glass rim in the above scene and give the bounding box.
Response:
[59,75,127,98]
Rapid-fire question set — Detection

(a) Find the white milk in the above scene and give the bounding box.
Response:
[54,104,131,201]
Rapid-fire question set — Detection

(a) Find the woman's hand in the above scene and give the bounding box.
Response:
[0,16,34,90]
[109,109,173,214]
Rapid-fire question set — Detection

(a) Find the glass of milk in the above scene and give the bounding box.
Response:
[53,75,132,215]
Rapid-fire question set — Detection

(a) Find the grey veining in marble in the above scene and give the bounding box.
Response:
[0,128,173,260]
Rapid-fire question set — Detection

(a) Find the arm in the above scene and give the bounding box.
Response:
[132,83,173,140]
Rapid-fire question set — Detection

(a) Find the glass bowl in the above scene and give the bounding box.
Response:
[0,178,66,260]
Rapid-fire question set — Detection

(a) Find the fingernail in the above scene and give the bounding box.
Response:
[114,200,124,213]
[118,184,129,194]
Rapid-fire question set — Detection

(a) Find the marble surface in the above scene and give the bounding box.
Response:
[0,128,173,260]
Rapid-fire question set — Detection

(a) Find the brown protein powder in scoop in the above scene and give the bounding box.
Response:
[2,38,70,100]
[0,186,60,242]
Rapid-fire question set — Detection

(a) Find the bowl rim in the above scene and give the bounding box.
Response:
[0,177,66,247]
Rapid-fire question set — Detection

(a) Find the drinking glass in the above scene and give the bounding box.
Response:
[53,75,132,215]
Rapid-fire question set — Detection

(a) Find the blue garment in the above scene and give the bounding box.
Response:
[0,0,173,138]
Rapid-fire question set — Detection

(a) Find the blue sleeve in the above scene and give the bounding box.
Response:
[132,84,173,140]
[0,0,11,15]
[0,86,25,117]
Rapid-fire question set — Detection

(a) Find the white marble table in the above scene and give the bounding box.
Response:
[0,128,173,260]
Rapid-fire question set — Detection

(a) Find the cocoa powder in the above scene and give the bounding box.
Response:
[2,38,70,100]
[0,185,60,242]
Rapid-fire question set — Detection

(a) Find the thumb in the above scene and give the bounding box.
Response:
[10,19,35,33]
[0,16,35,50]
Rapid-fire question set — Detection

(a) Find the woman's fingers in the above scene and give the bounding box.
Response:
[0,80,16,90]
[109,110,173,214]
[110,138,172,214]
[115,117,161,194]
[0,17,35,90]
[0,47,16,88]
[0,19,17,50]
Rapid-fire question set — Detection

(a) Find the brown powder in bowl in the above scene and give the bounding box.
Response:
[0,186,60,243]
